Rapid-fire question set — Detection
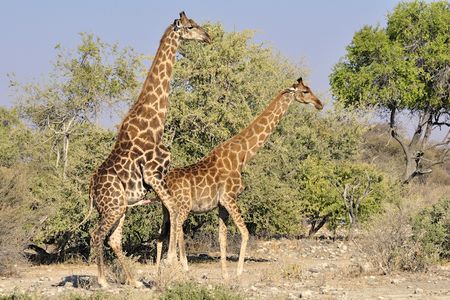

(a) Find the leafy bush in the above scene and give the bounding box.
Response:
[160,282,242,300]
[412,196,450,261]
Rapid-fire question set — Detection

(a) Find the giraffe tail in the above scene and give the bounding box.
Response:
[75,191,94,229]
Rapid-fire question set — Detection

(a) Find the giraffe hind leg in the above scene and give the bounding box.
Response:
[91,212,118,288]
[108,213,143,288]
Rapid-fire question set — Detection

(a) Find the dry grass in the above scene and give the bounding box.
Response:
[281,263,303,280]
[155,260,189,292]
[361,181,450,274]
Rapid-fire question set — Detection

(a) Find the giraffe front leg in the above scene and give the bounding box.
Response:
[221,195,249,277]
[142,149,177,265]
[176,210,189,272]
[156,205,170,273]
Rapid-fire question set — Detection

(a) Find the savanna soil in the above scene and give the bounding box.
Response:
[1,238,449,299]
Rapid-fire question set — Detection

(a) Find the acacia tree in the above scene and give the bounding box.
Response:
[330,0,449,184]
[10,33,142,178]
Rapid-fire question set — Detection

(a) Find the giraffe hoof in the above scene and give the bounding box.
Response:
[97,277,109,288]
[133,280,144,288]
[222,272,229,280]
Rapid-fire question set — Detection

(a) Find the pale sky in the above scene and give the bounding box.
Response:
[0,0,399,109]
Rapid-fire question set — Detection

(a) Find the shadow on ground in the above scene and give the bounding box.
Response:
[53,275,156,289]
[187,253,275,263]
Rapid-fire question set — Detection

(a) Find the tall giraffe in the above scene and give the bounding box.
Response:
[87,12,210,288]
[155,78,323,278]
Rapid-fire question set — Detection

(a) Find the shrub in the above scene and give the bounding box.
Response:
[160,282,242,300]
[363,196,450,274]
[412,196,450,261]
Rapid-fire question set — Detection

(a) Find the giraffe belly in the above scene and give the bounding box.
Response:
[191,189,220,213]
[126,188,147,205]
[125,176,147,205]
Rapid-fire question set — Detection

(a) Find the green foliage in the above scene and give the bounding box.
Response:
[0,108,32,167]
[413,197,450,261]
[295,157,392,233]
[33,125,116,255]
[330,0,449,110]
[160,282,242,300]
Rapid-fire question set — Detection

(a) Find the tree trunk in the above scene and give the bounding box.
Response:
[55,146,60,168]
[62,133,69,179]
[308,215,329,237]
[402,152,418,184]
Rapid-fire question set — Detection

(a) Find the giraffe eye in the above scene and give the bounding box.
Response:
[187,26,194,29]
[302,91,309,94]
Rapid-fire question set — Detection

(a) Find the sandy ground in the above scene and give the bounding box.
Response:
[1,238,449,299]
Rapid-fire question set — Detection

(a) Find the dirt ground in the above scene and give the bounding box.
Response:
[1,238,449,299]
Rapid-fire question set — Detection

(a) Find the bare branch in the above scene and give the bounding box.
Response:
[425,129,450,151]
[389,107,410,159]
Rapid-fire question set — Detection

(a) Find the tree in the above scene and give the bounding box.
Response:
[330,0,450,184]
[10,33,142,178]
[295,156,392,237]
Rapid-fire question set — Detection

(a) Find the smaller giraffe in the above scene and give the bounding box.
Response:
[155,78,323,278]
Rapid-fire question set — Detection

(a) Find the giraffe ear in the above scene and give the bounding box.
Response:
[297,77,303,84]
[173,19,182,30]
[285,87,296,93]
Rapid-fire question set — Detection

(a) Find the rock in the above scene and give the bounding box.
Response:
[287,293,298,300]
[300,290,313,298]
[414,288,424,294]
[250,286,258,291]
[391,278,400,284]
[308,267,320,273]
[361,262,373,273]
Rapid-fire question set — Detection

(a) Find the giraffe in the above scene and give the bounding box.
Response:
[155,78,323,278]
[86,12,210,288]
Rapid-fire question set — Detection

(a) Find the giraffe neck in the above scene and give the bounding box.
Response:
[227,92,293,164]
[131,25,180,125]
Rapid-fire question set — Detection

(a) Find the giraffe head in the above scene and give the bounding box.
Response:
[173,11,211,43]
[285,77,323,110]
